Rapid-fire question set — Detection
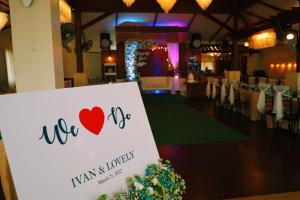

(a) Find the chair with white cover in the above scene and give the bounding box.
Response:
[211,78,219,100]
[248,76,256,85]
[273,85,290,122]
[206,77,212,99]
[228,80,241,113]
[258,77,268,84]
[268,78,279,85]
[220,79,230,110]
[277,86,300,133]
[257,83,275,128]
[179,78,187,96]
[211,78,221,108]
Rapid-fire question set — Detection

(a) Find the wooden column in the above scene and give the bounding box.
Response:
[231,0,239,70]
[297,1,300,72]
[297,28,300,72]
[74,2,83,73]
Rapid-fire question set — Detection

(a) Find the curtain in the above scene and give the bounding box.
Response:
[5,49,16,90]
[167,43,179,93]
[167,43,179,70]
[0,48,8,91]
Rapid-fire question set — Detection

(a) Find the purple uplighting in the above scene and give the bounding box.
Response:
[155,21,188,27]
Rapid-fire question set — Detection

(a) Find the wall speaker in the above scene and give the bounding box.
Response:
[190,33,202,49]
[100,33,111,49]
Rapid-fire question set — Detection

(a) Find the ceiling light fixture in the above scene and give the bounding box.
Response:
[122,0,136,7]
[156,0,177,13]
[195,0,214,10]
[0,12,8,31]
[249,29,276,49]
[286,33,295,40]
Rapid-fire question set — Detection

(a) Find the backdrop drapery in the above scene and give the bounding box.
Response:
[167,43,179,93]
[167,43,179,70]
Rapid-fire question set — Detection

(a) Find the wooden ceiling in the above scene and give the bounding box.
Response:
[68,0,260,14]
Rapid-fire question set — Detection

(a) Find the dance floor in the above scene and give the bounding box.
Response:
[156,96,300,199]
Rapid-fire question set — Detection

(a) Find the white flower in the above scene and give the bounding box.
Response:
[133,181,144,190]
[161,166,167,170]
[151,178,158,185]
[146,187,154,195]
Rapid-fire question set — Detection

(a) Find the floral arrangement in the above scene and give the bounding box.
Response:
[97,160,186,200]
[125,40,158,81]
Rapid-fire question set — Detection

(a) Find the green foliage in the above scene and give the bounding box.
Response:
[97,159,186,200]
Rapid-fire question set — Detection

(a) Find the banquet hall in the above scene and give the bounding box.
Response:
[1,0,300,199]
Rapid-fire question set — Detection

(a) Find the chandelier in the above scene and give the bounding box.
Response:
[156,0,177,13]
[122,0,136,7]
[195,0,214,10]
[0,12,8,31]
[249,29,277,49]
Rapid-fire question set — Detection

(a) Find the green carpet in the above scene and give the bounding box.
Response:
[142,94,247,145]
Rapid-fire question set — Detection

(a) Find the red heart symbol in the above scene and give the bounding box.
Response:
[79,107,105,135]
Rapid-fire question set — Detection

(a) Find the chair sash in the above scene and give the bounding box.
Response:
[221,79,227,103]
[273,85,290,121]
[229,84,234,105]
[229,81,239,105]
[206,78,212,98]
[211,78,218,99]
[257,83,271,114]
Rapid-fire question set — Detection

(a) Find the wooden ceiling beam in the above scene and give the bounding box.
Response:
[200,12,234,32]
[259,1,286,12]
[0,1,9,8]
[115,26,188,33]
[235,9,300,40]
[188,13,197,29]
[82,12,114,30]
[153,13,158,27]
[239,14,250,27]
[243,10,267,20]
[209,15,232,42]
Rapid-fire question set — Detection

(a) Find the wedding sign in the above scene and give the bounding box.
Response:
[0,82,159,200]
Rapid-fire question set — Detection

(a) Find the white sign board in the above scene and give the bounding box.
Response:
[0,82,159,200]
